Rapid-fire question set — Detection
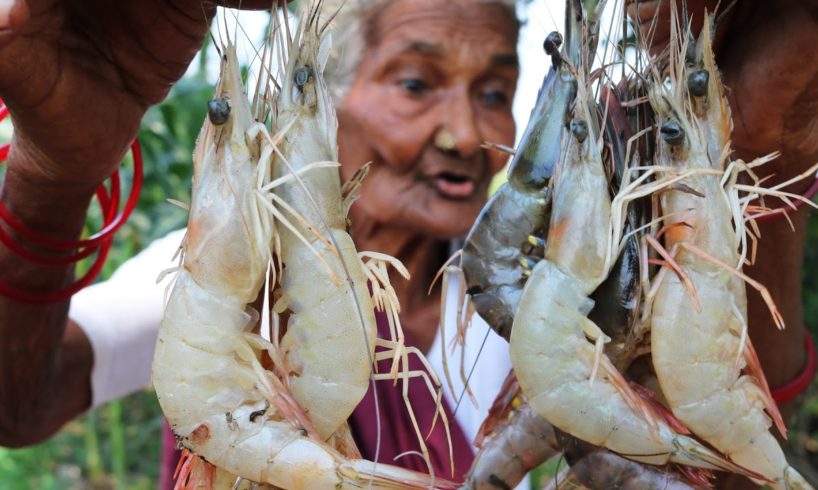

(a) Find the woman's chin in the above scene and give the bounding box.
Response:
[406,199,485,238]
[353,180,488,238]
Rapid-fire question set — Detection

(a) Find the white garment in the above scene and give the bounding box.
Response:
[69,230,529,489]
[69,229,185,407]
[429,272,530,490]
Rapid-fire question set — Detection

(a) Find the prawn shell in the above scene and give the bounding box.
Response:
[461,183,548,340]
[512,261,677,465]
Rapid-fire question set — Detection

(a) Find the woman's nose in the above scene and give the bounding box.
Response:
[437,88,481,158]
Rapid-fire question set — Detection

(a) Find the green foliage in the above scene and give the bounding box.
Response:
[0,392,164,489]
[796,214,818,474]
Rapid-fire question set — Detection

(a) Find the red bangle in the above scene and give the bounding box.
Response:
[0,237,114,303]
[771,330,817,404]
[0,180,118,265]
[0,142,142,250]
[0,99,142,303]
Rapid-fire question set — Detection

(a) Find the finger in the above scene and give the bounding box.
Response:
[626,0,720,56]
[626,0,670,55]
[0,0,30,45]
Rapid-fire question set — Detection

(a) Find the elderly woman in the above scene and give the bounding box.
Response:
[0,0,816,488]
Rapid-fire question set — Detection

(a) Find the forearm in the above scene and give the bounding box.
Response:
[0,143,94,446]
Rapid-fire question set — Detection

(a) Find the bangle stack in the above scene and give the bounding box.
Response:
[0,99,143,303]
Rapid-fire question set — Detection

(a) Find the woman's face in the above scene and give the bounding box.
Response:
[338,0,518,238]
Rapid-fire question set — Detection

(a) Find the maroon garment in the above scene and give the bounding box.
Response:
[158,309,473,489]
[348,309,474,481]
[160,424,180,490]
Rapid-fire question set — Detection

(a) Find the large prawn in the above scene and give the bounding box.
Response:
[152,3,450,487]
[459,26,575,341]
[462,2,695,486]
[461,67,656,490]
[458,6,600,486]
[460,0,607,342]
[507,17,761,477]
[647,13,812,489]
[268,0,449,463]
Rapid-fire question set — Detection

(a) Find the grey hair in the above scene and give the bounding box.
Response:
[318,0,519,103]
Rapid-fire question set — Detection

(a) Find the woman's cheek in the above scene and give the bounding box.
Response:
[364,107,438,173]
[478,113,515,173]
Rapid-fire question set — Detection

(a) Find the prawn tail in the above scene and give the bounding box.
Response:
[674,464,716,488]
[784,465,812,490]
[671,436,770,484]
[173,449,216,490]
[339,461,457,489]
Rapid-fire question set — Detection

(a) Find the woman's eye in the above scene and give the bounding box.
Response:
[399,78,428,96]
[481,89,510,107]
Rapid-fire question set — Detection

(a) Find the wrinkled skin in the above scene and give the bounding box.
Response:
[0,0,273,189]
[337,0,517,239]
[336,0,519,352]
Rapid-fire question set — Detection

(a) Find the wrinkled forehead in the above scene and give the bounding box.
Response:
[366,0,519,63]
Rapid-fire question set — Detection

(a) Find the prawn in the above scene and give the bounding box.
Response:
[460,0,597,342]
[547,443,698,490]
[266,1,380,442]
[507,15,760,477]
[461,372,561,490]
[461,81,654,490]
[268,0,449,462]
[460,28,574,341]
[647,12,812,489]
[152,3,451,487]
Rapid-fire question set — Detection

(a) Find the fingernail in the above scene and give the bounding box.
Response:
[0,0,14,29]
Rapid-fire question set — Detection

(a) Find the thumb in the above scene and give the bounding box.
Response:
[0,0,30,45]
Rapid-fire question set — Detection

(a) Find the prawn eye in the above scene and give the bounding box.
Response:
[543,31,563,56]
[660,121,685,146]
[570,119,588,143]
[208,98,230,126]
[687,69,709,97]
[294,67,312,89]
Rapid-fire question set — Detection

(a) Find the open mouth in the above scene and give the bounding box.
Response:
[433,171,476,199]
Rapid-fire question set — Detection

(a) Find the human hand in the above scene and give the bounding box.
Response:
[0,0,275,193]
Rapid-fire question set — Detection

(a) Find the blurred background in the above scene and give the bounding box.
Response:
[1,1,816,488]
